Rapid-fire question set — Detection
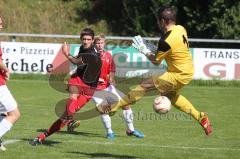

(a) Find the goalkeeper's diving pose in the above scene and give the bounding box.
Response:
[67,34,144,139]
[105,6,212,136]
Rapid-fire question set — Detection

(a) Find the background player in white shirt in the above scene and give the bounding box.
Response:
[0,15,21,151]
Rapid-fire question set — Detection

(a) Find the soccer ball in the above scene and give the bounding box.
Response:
[153,96,171,114]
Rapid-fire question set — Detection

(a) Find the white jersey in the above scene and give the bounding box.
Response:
[0,85,17,113]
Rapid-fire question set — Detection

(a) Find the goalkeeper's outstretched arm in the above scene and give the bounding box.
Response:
[132,35,164,65]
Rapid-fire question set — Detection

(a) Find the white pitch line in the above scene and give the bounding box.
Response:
[65,140,240,152]
[2,139,21,145]
[2,139,240,152]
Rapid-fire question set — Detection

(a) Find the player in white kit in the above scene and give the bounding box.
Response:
[0,15,20,151]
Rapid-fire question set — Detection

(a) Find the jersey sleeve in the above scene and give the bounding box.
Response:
[155,32,171,62]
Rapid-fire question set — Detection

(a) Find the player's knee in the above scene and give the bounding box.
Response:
[6,107,20,123]
[15,109,20,120]
[69,94,78,100]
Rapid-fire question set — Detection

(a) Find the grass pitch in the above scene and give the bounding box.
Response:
[1,79,240,159]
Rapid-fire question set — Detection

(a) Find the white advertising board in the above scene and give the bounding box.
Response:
[1,42,68,74]
[193,48,240,80]
[1,42,239,80]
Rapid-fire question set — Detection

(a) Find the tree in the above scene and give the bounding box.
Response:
[79,0,240,39]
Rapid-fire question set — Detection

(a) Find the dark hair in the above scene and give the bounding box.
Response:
[80,28,95,39]
[158,6,177,23]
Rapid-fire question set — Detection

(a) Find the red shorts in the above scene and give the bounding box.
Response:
[0,74,6,86]
[68,76,95,98]
[64,76,96,116]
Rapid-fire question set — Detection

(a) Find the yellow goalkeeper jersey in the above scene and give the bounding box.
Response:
[155,25,194,84]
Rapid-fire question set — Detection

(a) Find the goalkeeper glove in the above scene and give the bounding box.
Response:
[132,35,151,55]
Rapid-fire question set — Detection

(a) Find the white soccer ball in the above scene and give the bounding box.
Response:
[153,96,171,114]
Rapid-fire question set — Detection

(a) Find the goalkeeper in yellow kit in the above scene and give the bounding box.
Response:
[108,6,212,136]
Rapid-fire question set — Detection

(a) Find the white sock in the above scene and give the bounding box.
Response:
[123,109,134,132]
[0,118,13,138]
[100,114,113,134]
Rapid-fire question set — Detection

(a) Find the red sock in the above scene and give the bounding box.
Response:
[47,119,68,136]
[67,96,91,115]
[66,98,79,116]
[38,119,68,140]
[38,97,88,141]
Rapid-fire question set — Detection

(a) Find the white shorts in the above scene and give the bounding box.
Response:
[92,85,125,107]
[0,85,18,113]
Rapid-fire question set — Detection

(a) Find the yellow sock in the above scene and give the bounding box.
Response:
[111,85,146,112]
[172,95,201,120]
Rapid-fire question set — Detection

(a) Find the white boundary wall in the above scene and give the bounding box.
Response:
[0,41,239,80]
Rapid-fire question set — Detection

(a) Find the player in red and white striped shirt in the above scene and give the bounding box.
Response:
[0,15,20,151]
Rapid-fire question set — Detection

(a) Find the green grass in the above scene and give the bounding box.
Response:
[1,79,240,159]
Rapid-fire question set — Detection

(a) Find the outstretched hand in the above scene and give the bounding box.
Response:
[4,71,10,80]
[132,35,151,55]
[62,42,69,57]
